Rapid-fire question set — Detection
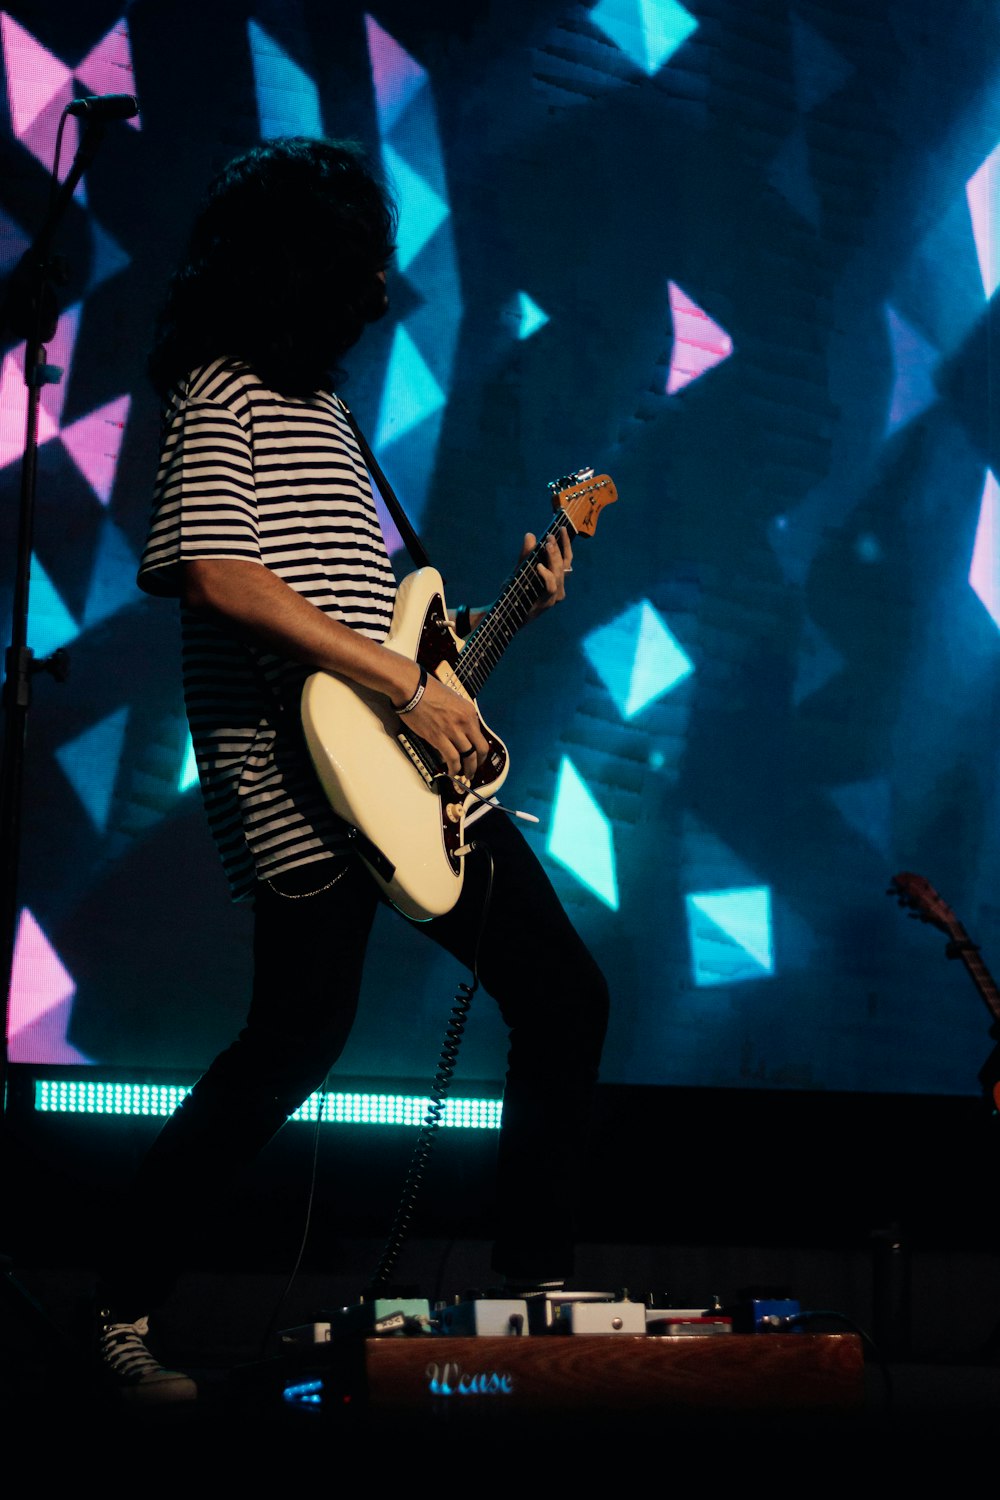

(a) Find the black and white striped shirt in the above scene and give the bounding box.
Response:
[138,357,398,900]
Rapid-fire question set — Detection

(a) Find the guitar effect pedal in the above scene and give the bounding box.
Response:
[436,1297,529,1337]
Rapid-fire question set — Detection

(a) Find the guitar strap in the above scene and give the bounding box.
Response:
[338,399,433,571]
[250,400,433,747]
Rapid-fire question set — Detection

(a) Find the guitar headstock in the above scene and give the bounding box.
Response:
[888,871,966,942]
[549,469,618,537]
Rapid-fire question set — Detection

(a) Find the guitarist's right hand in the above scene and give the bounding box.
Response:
[395,669,489,780]
[180,559,491,781]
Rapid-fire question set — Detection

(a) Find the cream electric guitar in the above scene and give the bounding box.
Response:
[301,468,618,921]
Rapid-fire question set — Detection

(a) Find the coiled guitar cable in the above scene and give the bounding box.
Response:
[367,841,495,1292]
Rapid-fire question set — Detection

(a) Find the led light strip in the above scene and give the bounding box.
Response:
[33,1078,502,1130]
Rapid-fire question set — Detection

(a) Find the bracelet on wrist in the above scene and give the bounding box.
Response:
[393,665,427,715]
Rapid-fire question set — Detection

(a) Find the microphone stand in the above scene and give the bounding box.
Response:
[0,113,114,1365]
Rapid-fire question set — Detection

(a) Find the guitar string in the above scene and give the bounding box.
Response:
[464,474,611,677]
[456,511,568,697]
[396,517,565,789]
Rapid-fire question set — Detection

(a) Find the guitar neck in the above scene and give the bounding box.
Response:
[957,943,1000,1026]
[455,511,572,698]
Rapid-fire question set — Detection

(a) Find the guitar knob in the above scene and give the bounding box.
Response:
[445,802,463,824]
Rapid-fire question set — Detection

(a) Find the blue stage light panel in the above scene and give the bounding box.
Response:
[248,19,322,139]
[546,756,619,908]
[375,324,446,448]
[515,291,549,339]
[55,706,128,832]
[590,0,698,76]
[584,599,693,719]
[685,886,775,987]
[178,733,198,792]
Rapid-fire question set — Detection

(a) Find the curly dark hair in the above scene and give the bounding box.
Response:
[148,136,397,399]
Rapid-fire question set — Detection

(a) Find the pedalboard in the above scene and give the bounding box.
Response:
[280,1290,747,1347]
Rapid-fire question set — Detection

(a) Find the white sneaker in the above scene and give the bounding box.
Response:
[97,1310,197,1403]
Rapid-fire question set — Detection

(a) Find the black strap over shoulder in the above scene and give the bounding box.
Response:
[338,399,433,571]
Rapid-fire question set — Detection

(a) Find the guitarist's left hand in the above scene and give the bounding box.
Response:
[523,529,573,620]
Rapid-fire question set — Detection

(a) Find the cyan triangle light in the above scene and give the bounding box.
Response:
[884,305,938,435]
[686,887,774,987]
[365,13,427,136]
[381,142,449,271]
[179,733,198,792]
[591,0,698,75]
[967,141,1000,300]
[84,518,139,629]
[55,705,128,832]
[668,282,733,394]
[546,756,618,909]
[27,553,79,656]
[584,599,693,719]
[247,19,322,139]
[516,292,549,339]
[375,324,446,449]
[970,470,1000,628]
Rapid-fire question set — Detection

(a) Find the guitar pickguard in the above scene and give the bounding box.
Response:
[301,569,511,919]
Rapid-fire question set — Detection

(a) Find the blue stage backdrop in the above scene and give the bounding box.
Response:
[3,0,1000,1096]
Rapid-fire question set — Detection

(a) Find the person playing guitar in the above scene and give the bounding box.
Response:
[92,136,610,1403]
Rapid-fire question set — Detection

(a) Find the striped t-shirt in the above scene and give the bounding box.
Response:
[138,356,398,901]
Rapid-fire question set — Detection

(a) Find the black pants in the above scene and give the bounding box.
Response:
[99,811,609,1314]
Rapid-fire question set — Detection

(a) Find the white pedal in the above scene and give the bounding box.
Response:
[551,1297,646,1335]
[437,1298,529,1336]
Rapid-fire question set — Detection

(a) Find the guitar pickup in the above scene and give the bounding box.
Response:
[396,730,442,787]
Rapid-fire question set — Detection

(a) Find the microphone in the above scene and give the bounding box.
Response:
[66,94,139,122]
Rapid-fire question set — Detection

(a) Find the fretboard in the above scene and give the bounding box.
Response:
[958,944,1000,1026]
[455,512,571,698]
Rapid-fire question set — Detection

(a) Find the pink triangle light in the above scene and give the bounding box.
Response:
[667,282,734,394]
[7,907,88,1064]
[77,18,140,130]
[0,12,72,138]
[0,303,82,469]
[61,393,131,504]
[0,346,59,469]
[22,86,80,179]
[40,301,81,428]
[364,14,426,135]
